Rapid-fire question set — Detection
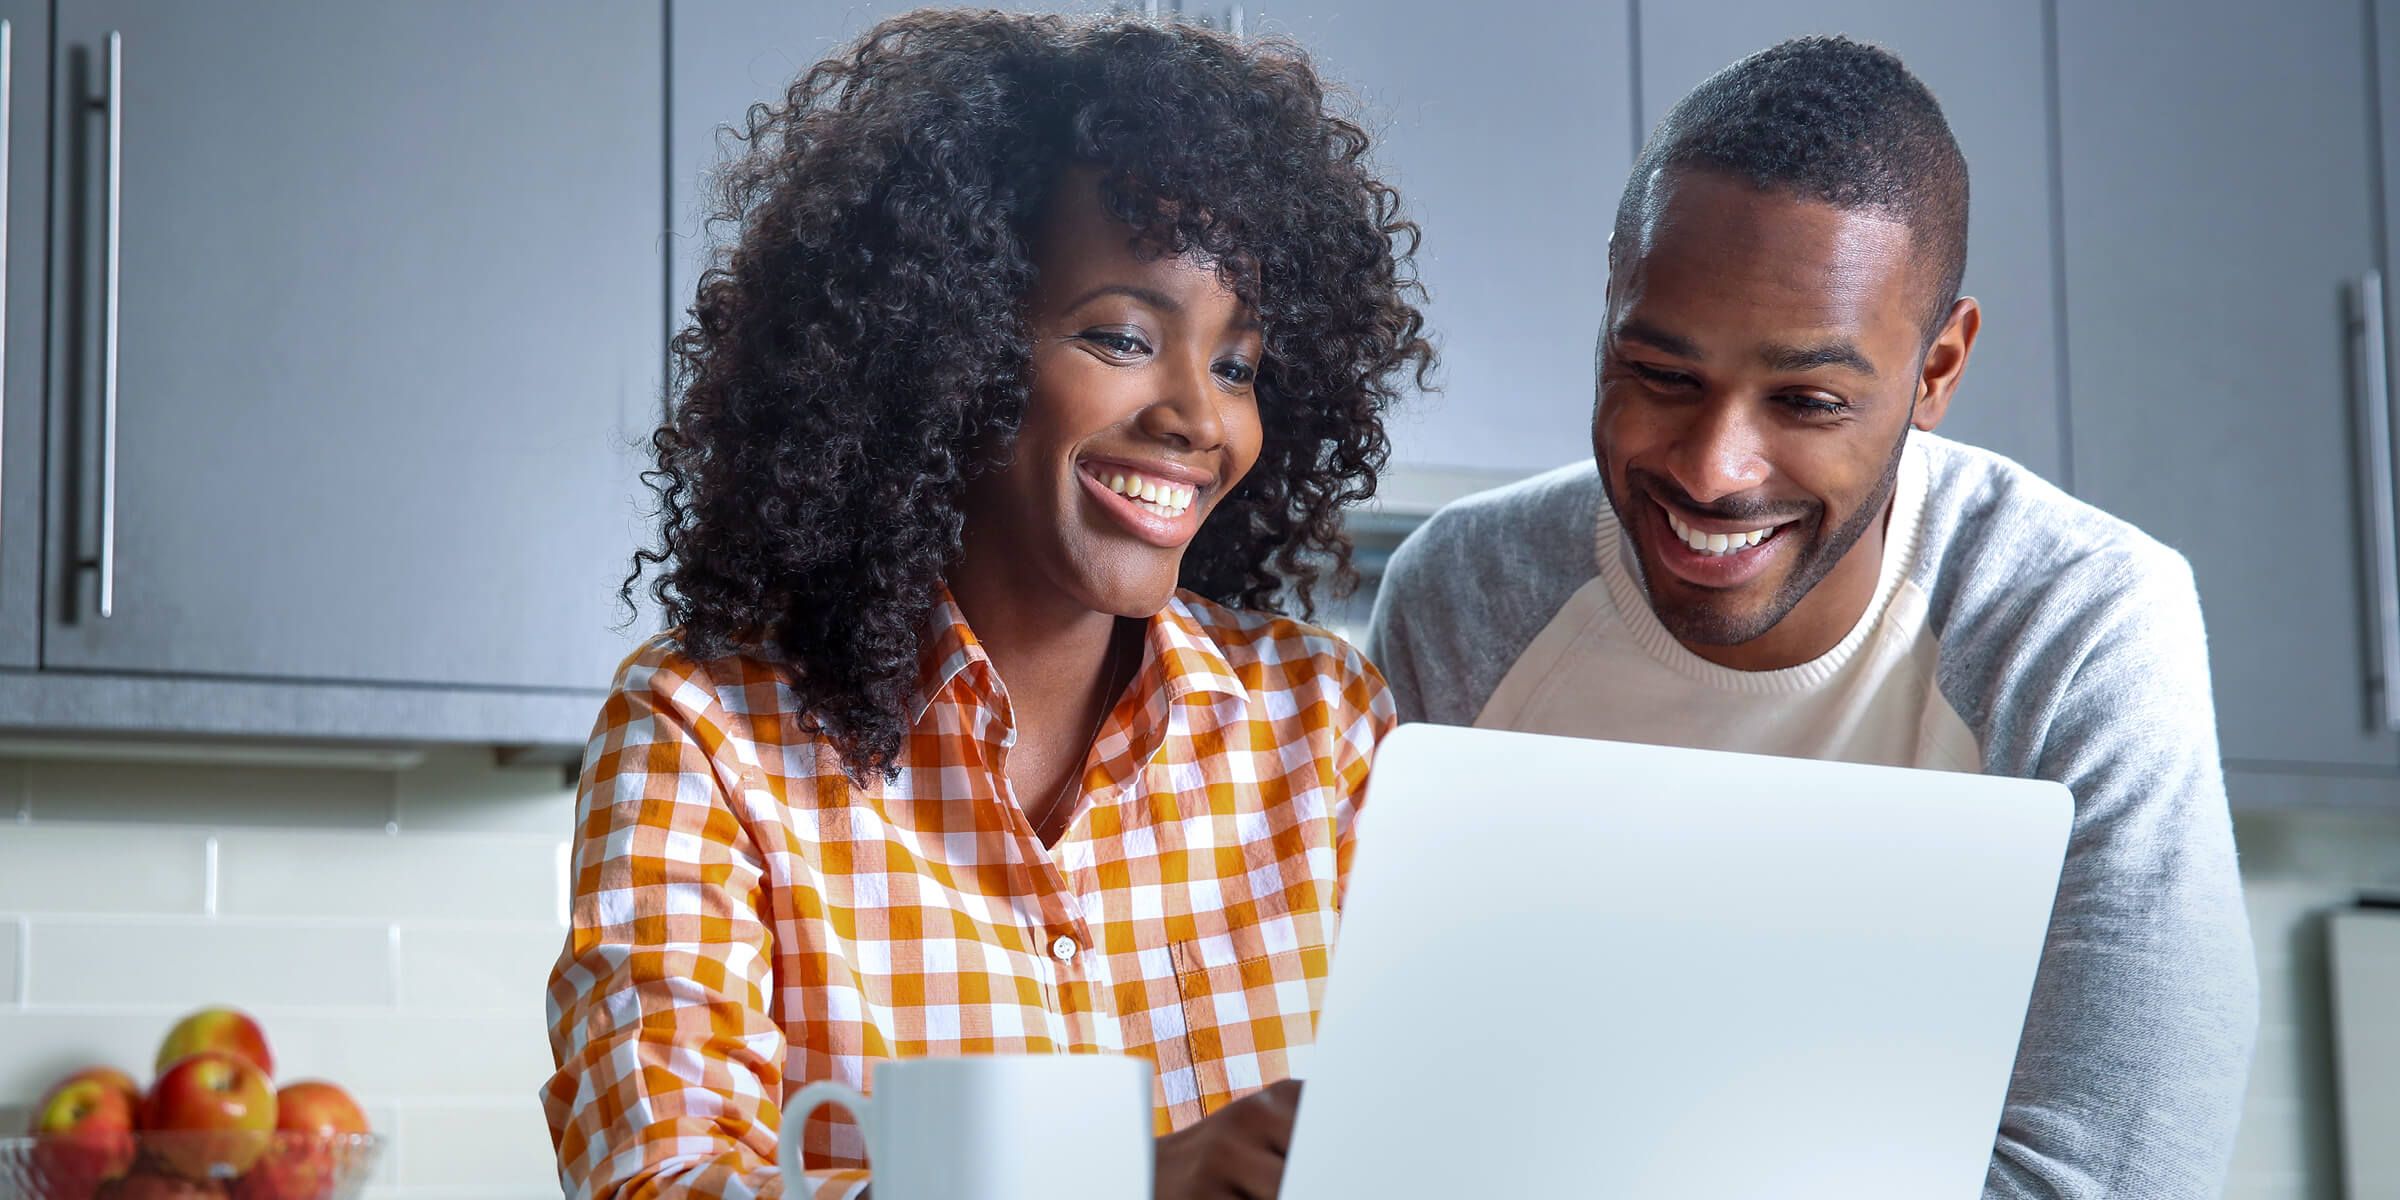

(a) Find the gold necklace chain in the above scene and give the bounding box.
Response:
[1033,619,1132,845]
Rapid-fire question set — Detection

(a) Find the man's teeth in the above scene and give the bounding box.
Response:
[1104,471,1195,517]
[1665,509,1775,556]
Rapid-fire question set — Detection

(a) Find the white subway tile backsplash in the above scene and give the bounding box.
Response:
[0,761,26,820]
[25,918,398,1009]
[397,923,566,1014]
[258,1010,557,1100]
[0,1011,161,1105]
[216,831,564,923]
[395,1100,564,1192]
[0,919,21,1005]
[394,750,578,836]
[0,824,211,914]
[24,761,395,829]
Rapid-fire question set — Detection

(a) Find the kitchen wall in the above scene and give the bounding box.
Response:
[0,755,2389,1198]
[0,751,578,1200]
[2224,776,2400,1200]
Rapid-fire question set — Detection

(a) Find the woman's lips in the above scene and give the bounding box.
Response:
[1078,462,1205,549]
[1645,496,1790,589]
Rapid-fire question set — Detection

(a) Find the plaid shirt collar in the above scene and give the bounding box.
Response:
[907,587,1249,737]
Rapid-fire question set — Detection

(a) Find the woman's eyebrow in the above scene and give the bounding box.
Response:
[1065,283,1181,313]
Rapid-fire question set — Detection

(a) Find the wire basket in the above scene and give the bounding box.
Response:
[0,1131,381,1200]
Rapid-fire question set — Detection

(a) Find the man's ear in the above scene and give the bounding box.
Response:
[1912,296,1981,432]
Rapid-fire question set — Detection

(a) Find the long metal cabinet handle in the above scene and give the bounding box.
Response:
[2355,271,2400,729]
[97,32,120,619]
[0,21,12,536]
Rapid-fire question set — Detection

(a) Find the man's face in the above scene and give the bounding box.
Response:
[1595,168,1971,662]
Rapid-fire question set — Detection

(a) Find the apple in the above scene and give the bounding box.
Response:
[226,1082,369,1200]
[141,1051,277,1181]
[99,1169,225,1200]
[155,1009,275,1079]
[27,1066,143,1200]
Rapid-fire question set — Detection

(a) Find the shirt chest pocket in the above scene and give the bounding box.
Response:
[1160,896,1335,1127]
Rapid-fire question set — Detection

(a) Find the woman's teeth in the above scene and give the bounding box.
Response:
[1665,509,1775,556]
[1103,470,1195,518]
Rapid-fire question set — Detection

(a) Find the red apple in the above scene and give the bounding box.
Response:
[27,1066,143,1199]
[140,1052,277,1181]
[99,1169,225,1200]
[155,1009,274,1079]
[226,1082,369,1200]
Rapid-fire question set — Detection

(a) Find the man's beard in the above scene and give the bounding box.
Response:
[1605,425,1910,648]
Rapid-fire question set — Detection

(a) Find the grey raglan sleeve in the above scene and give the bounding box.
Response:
[1977,554,2258,1199]
[1363,534,1435,725]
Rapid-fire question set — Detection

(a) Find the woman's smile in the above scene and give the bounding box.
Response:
[1075,455,1217,548]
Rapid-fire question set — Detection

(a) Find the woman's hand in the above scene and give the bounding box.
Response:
[1152,1079,1302,1199]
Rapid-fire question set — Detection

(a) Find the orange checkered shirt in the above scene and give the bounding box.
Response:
[543,588,1394,1200]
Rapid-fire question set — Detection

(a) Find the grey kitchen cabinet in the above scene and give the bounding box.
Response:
[1637,1,2066,486]
[0,0,46,670]
[1251,0,1635,479]
[2057,0,2396,769]
[36,1,661,697]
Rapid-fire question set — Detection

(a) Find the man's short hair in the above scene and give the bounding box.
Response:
[1613,36,1969,338]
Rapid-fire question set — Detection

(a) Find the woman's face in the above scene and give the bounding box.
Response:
[960,173,1266,619]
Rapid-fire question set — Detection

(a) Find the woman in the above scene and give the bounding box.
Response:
[543,10,1429,1199]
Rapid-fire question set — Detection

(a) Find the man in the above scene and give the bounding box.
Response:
[1367,36,2257,1198]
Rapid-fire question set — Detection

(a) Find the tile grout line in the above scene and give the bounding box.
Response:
[388,924,405,1009]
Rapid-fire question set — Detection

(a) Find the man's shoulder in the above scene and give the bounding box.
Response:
[1388,459,1607,583]
[1912,436,2206,754]
[1914,434,2197,626]
[1369,460,1607,725]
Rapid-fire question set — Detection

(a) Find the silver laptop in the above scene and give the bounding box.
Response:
[1280,723,2071,1199]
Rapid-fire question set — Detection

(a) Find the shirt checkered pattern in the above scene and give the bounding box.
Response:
[543,588,1393,1200]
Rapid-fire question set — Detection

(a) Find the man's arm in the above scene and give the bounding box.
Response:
[1981,554,2258,1198]
[1362,548,1431,725]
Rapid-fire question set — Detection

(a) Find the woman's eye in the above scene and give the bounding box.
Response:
[1214,359,1257,386]
[1082,330,1150,357]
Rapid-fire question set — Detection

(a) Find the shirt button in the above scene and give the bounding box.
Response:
[1051,935,1079,963]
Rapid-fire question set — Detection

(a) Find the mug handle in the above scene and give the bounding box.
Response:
[779,1080,876,1185]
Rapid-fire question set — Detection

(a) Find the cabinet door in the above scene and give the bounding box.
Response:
[2058,1,2394,767]
[0,1,45,668]
[41,1,662,691]
[1251,0,1635,477]
[1638,1,2064,485]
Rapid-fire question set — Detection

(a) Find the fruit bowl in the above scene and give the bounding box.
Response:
[0,1132,382,1200]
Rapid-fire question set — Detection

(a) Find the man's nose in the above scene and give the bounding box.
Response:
[1664,398,1769,506]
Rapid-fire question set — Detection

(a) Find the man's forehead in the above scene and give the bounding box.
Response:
[1613,170,1924,359]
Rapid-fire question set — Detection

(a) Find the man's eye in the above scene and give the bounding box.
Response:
[1782,394,1850,416]
[1632,363,1694,388]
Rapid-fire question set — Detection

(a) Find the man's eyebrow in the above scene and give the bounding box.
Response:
[1761,340,1877,377]
[1614,319,1702,359]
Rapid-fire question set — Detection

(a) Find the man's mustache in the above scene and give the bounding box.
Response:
[1628,469,1817,526]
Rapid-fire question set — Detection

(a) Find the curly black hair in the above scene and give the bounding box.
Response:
[629,8,1432,778]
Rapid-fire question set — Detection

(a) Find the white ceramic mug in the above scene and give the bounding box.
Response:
[780,1053,1155,1200]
